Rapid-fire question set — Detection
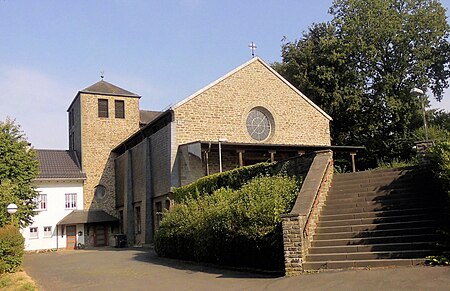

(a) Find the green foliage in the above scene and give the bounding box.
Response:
[428,141,450,196]
[429,109,450,133]
[155,175,300,271]
[273,0,450,168]
[427,142,450,263]
[0,119,39,228]
[0,226,24,274]
[426,255,450,266]
[376,158,419,169]
[171,162,276,202]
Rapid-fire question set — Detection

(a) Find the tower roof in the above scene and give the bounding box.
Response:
[79,80,140,98]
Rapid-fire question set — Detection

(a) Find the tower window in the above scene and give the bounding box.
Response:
[115,100,125,118]
[98,99,108,118]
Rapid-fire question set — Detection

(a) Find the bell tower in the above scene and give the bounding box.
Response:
[67,79,141,214]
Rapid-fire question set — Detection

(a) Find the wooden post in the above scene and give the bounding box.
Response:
[269,151,276,163]
[204,151,210,175]
[350,152,357,172]
[237,150,244,167]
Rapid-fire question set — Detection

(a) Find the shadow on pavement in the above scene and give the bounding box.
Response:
[132,248,282,279]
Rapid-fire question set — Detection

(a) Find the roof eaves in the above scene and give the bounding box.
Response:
[78,90,141,98]
[34,177,86,182]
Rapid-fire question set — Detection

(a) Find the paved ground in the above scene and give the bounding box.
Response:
[24,248,450,291]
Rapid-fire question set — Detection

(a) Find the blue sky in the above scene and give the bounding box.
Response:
[1,0,449,149]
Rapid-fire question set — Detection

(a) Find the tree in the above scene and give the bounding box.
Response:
[274,0,450,167]
[430,108,450,132]
[0,119,38,228]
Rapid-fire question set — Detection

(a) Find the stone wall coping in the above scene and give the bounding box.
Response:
[281,213,302,219]
[290,150,333,216]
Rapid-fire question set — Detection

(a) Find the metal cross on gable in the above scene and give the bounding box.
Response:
[248,42,257,57]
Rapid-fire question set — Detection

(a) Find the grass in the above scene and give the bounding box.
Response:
[0,271,38,291]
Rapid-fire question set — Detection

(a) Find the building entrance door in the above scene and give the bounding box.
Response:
[94,225,107,246]
[66,225,77,249]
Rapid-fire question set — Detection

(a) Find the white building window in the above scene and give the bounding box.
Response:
[35,194,47,210]
[65,193,77,209]
[44,226,52,238]
[30,227,38,239]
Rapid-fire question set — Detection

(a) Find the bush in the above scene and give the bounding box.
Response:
[171,162,276,202]
[0,225,24,274]
[426,141,450,265]
[428,141,450,196]
[155,175,299,271]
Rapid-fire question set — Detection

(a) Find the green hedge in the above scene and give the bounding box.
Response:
[155,175,299,271]
[427,141,450,264]
[0,225,24,274]
[428,141,450,197]
[171,162,276,202]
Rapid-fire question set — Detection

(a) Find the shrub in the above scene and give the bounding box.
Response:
[171,162,275,202]
[428,141,450,197]
[0,225,24,274]
[155,175,299,271]
[426,141,450,265]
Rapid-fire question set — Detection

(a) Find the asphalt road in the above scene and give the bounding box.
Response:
[24,248,450,291]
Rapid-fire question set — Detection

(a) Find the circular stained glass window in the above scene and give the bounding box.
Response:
[246,108,272,141]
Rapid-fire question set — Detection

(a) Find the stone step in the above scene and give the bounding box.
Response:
[319,208,438,221]
[322,198,440,212]
[331,174,431,187]
[324,192,427,204]
[333,167,425,181]
[313,227,438,240]
[317,213,439,228]
[326,189,441,200]
[330,179,430,192]
[320,203,441,215]
[306,249,436,262]
[315,220,438,234]
[299,166,445,272]
[303,258,424,270]
[308,242,436,254]
[332,168,432,181]
[311,233,443,247]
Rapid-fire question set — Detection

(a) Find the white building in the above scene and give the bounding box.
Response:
[21,150,85,251]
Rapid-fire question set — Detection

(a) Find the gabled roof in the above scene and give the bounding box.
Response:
[57,210,118,225]
[35,149,86,181]
[171,57,332,121]
[139,110,162,125]
[79,80,140,98]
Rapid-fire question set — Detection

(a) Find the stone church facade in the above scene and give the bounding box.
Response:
[67,57,332,246]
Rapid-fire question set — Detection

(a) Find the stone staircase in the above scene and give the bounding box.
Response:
[303,166,448,270]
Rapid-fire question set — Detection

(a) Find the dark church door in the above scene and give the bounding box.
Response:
[94,225,107,246]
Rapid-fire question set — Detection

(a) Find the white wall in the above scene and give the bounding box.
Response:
[21,180,84,251]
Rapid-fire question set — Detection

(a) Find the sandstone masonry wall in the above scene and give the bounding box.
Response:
[173,59,331,147]
[79,93,140,214]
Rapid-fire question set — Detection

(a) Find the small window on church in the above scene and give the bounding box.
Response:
[94,185,107,200]
[98,99,108,118]
[115,100,125,119]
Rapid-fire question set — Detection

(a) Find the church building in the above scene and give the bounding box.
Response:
[63,57,333,247]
